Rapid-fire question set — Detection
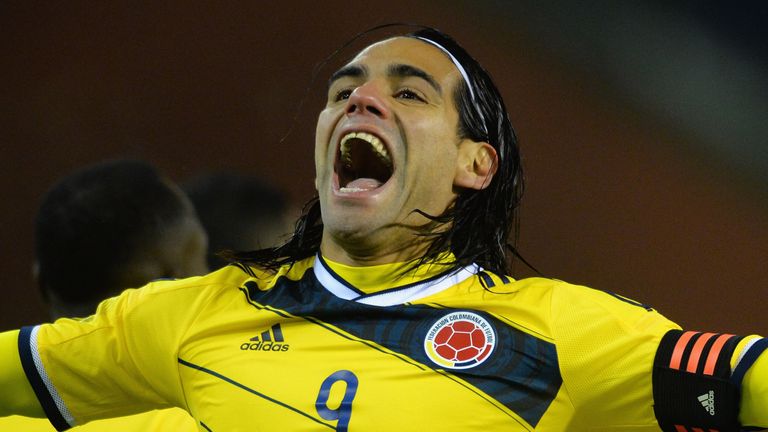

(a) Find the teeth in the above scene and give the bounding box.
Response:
[339,186,366,193]
[340,132,392,167]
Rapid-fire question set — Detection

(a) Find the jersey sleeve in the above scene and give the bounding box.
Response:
[550,282,680,430]
[16,275,217,430]
[0,408,198,432]
[732,335,768,428]
[0,329,45,418]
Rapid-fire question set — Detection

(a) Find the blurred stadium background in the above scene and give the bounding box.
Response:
[0,1,765,333]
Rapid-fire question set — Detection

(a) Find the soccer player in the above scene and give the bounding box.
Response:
[0,160,204,431]
[1,27,766,431]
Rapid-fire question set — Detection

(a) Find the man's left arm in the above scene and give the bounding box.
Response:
[735,336,768,427]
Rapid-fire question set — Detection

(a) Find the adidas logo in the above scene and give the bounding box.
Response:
[240,323,290,352]
[697,390,715,416]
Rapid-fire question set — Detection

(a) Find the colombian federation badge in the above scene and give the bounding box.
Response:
[424,311,496,369]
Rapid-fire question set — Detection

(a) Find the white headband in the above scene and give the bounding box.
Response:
[416,36,487,135]
[416,36,477,102]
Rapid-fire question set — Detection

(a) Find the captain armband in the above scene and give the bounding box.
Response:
[653,330,745,432]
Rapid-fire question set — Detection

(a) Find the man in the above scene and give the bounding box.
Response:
[35,159,211,318]
[1,27,766,431]
[182,172,293,269]
[1,159,204,431]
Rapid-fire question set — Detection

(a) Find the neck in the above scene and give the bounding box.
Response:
[319,230,431,266]
[320,250,457,294]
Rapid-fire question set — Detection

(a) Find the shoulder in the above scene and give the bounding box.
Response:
[106,265,253,315]
[231,256,316,292]
[118,257,314,306]
[495,276,671,324]
[543,278,678,334]
[38,265,262,342]
[484,275,680,363]
[534,278,679,426]
[447,273,678,338]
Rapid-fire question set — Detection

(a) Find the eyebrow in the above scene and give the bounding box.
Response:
[328,64,367,88]
[388,63,441,95]
[327,63,442,96]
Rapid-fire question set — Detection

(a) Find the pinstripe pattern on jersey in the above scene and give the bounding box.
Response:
[177,357,334,430]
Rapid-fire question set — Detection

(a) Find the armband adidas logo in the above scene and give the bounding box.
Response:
[240,323,290,352]
[697,390,715,416]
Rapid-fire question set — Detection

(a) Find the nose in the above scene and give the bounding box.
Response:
[345,82,389,119]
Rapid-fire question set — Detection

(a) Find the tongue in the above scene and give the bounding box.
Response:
[344,178,383,191]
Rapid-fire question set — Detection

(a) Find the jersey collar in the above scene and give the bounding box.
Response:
[312,254,481,306]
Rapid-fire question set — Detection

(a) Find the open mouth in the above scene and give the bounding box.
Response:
[335,131,394,193]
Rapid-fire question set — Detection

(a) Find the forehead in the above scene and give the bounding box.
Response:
[345,37,461,82]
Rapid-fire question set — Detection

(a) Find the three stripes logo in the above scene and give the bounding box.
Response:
[665,331,736,377]
[698,390,715,416]
[240,323,290,352]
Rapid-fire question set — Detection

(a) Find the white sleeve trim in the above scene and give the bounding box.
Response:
[29,325,76,427]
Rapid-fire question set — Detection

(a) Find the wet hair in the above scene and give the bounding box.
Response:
[35,159,189,307]
[228,25,524,276]
[406,27,524,275]
[183,172,289,270]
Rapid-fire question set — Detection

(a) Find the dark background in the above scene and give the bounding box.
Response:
[1,1,766,335]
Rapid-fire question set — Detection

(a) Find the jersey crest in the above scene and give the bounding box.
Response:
[424,311,496,369]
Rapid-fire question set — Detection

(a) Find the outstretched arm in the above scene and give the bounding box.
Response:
[0,330,45,418]
[738,338,768,427]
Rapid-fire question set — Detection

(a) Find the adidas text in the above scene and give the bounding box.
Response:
[240,341,290,352]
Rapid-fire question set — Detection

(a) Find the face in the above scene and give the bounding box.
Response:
[315,37,470,264]
[115,192,209,290]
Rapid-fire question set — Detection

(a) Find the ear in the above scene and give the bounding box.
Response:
[32,261,52,302]
[32,261,40,284]
[453,140,498,190]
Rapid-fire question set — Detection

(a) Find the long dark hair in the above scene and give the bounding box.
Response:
[226,26,524,276]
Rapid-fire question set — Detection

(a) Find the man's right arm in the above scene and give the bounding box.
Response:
[0,330,45,418]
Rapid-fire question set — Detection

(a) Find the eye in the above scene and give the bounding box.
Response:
[334,88,353,102]
[394,88,425,102]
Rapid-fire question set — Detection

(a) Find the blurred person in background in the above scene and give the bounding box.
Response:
[183,172,293,270]
[1,159,204,431]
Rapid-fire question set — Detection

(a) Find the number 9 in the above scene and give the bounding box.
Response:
[315,370,359,432]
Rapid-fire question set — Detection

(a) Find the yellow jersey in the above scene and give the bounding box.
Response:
[14,255,765,431]
[0,409,196,431]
